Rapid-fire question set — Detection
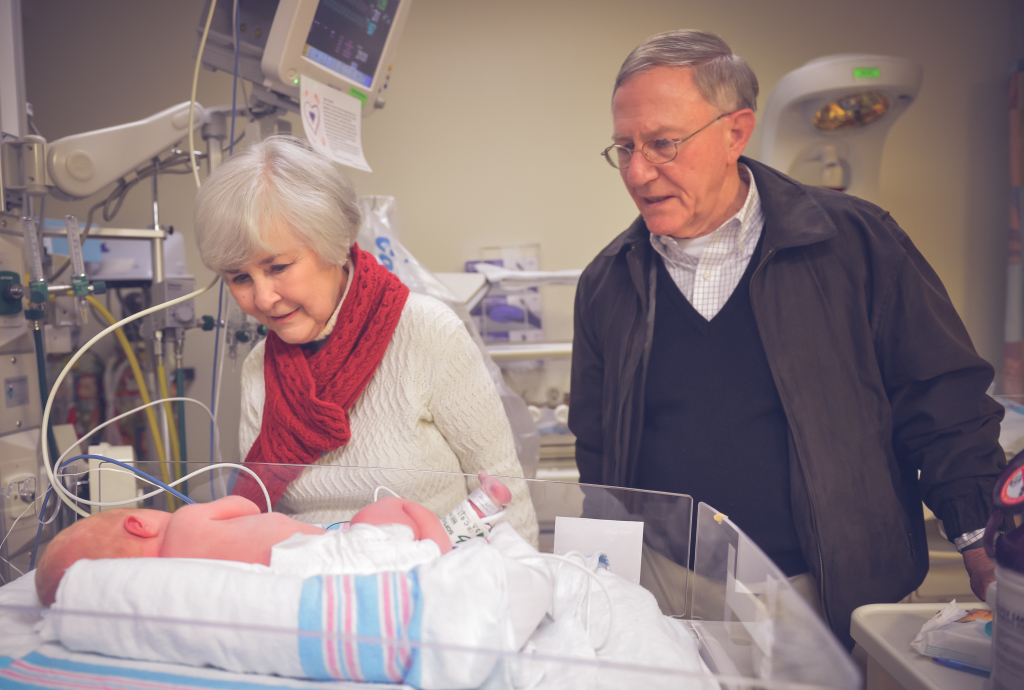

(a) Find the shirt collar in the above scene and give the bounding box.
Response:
[650,163,761,261]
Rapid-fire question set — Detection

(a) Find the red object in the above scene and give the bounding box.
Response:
[232,245,409,509]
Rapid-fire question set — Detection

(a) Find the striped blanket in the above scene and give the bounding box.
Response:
[41,535,511,689]
[298,571,423,685]
[0,650,394,689]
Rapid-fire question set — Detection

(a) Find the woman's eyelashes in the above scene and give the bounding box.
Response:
[230,262,291,284]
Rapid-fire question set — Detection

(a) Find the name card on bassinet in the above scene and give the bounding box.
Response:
[553,517,644,583]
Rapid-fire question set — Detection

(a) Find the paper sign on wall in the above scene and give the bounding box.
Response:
[554,516,644,584]
[299,74,372,172]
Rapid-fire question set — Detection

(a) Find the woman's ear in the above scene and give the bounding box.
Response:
[123,514,161,539]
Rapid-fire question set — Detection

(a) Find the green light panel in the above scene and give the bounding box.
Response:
[854,67,881,79]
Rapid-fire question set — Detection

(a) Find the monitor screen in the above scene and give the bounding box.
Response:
[302,0,401,89]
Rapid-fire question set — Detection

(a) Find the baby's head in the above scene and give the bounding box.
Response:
[35,509,157,607]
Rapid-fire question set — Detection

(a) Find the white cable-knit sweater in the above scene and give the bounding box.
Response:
[238,292,538,543]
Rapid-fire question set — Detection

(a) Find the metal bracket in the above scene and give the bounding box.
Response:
[0,136,22,214]
[0,134,48,196]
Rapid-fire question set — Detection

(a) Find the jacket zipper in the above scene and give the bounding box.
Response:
[749,245,832,628]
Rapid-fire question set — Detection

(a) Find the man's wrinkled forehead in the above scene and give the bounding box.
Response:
[612,67,713,142]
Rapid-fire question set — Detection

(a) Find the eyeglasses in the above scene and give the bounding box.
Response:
[602,111,735,169]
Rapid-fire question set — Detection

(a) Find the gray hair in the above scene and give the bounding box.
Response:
[614,30,759,112]
[192,135,361,273]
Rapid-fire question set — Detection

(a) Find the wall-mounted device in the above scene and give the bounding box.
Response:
[758,54,923,205]
[198,0,413,119]
[261,0,411,116]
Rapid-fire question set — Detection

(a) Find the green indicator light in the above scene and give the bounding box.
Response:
[854,67,881,79]
[349,88,368,107]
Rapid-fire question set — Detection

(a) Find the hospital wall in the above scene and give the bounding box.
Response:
[22,0,1024,473]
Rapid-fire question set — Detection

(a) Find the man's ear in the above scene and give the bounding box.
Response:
[727,108,757,160]
[124,514,161,539]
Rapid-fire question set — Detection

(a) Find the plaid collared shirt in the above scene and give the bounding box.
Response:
[649,164,764,321]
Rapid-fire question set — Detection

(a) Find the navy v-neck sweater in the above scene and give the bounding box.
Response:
[636,245,808,576]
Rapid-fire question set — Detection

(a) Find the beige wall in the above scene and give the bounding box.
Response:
[22,0,1024,469]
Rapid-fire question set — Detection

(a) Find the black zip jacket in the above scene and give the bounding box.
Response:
[568,156,1005,648]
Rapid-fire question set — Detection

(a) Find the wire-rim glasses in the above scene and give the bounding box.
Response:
[602,111,735,170]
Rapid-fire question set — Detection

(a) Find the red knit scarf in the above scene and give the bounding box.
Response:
[232,244,410,510]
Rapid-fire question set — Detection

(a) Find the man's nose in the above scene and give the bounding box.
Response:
[624,151,658,187]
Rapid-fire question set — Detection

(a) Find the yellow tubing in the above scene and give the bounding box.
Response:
[85,295,175,509]
[44,277,217,517]
[156,359,182,481]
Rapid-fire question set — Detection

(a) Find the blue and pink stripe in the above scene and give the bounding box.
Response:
[0,652,314,689]
[297,569,422,686]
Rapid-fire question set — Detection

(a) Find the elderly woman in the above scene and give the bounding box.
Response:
[193,136,537,542]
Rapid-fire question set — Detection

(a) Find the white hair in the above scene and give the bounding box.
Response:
[615,30,759,112]
[192,135,361,273]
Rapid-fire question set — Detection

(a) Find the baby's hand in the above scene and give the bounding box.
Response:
[478,473,512,507]
[351,497,452,553]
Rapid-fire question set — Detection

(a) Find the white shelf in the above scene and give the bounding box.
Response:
[486,342,572,361]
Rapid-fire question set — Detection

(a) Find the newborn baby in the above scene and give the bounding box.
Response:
[36,494,452,606]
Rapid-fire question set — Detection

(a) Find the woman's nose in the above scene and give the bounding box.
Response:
[252,279,279,312]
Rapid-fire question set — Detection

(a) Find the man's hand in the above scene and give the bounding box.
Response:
[963,548,997,601]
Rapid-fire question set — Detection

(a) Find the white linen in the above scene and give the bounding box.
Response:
[487,524,555,650]
[36,523,551,689]
[0,571,44,659]
[13,521,708,690]
[271,523,441,577]
[40,557,308,678]
[417,538,509,688]
[497,549,712,690]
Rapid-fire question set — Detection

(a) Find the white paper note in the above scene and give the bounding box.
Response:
[299,74,372,172]
[554,516,644,583]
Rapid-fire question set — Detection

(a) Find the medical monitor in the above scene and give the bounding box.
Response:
[261,0,412,117]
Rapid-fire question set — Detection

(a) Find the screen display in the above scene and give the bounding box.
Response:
[303,0,400,88]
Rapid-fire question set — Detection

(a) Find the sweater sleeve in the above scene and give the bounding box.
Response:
[422,301,539,546]
[237,341,266,464]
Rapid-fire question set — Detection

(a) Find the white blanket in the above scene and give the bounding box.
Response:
[271,523,441,576]
[0,569,44,659]
[491,543,713,690]
[32,522,707,689]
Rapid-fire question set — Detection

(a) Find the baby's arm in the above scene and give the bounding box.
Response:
[181,495,262,521]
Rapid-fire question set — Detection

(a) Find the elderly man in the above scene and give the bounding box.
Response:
[568,30,1004,647]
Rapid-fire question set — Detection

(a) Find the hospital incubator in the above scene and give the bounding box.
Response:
[0,463,861,690]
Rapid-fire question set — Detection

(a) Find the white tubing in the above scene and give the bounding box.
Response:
[56,461,272,514]
[55,396,220,470]
[513,551,615,652]
[43,276,219,517]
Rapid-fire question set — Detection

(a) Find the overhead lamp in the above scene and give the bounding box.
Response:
[758,54,923,204]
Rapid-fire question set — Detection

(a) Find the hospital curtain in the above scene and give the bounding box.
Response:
[1003,64,1024,396]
